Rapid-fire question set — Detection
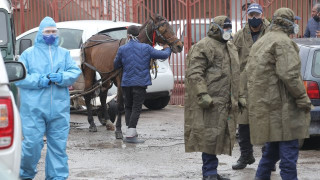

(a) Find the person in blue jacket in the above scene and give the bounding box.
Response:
[15,16,81,180]
[114,25,171,143]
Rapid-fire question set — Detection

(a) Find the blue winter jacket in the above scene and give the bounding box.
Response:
[114,40,171,87]
[304,18,320,38]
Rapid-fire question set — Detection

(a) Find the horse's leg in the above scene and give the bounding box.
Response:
[83,59,97,132]
[84,93,97,132]
[99,89,115,131]
[115,76,124,139]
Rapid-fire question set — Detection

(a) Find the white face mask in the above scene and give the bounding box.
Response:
[293,24,300,34]
[222,29,232,40]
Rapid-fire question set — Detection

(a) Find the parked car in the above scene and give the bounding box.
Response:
[16,20,175,111]
[0,54,26,179]
[169,19,245,81]
[294,38,320,146]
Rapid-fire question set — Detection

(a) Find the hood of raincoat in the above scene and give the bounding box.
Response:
[207,16,228,42]
[269,8,297,35]
[35,16,59,47]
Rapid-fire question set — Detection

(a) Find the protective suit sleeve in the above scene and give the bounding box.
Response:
[275,42,310,103]
[114,47,123,69]
[56,51,81,87]
[186,41,209,96]
[149,46,171,60]
[15,52,42,89]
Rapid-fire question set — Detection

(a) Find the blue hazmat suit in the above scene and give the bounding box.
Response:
[15,17,81,180]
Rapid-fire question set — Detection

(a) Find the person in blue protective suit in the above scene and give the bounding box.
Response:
[114,25,171,143]
[15,16,81,180]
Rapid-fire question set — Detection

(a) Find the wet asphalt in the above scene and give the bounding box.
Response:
[33,105,320,180]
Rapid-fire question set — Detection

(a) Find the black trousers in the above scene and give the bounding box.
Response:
[122,86,146,128]
[238,124,253,156]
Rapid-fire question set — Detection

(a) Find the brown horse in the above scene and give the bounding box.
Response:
[81,14,183,139]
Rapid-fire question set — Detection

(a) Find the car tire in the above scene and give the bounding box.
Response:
[143,96,170,110]
[108,99,117,123]
[97,99,118,124]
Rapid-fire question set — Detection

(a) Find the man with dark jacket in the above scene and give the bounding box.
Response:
[114,25,171,143]
[232,3,269,170]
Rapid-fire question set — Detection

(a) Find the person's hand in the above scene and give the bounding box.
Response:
[39,75,50,88]
[162,44,170,49]
[238,97,246,113]
[296,96,311,112]
[48,73,63,83]
[197,94,213,109]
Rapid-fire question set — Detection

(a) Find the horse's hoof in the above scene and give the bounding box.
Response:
[115,131,123,139]
[89,125,97,132]
[106,120,115,131]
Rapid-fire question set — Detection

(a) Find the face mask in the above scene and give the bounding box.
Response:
[248,17,263,28]
[222,29,232,41]
[43,34,57,45]
[212,22,232,41]
[314,14,320,22]
[282,18,299,35]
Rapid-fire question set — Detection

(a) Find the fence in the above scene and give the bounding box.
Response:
[12,0,318,105]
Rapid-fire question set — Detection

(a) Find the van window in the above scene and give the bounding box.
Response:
[0,12,8,46]
[313,50,320,76]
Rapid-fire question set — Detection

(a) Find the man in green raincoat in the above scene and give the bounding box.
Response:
[246,8,311,180]
[232,3,270,170]
[184,16,240,180]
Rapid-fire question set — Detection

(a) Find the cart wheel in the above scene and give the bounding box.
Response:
[108,99,118,123]
[97,107,108,126]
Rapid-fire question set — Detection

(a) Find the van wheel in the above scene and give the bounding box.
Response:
[143,96,170,110]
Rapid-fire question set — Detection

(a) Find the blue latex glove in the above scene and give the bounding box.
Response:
[48,73,63,83]
[38,75,50,88]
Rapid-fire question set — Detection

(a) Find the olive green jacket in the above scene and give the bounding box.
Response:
[184,36,240,155]
[232,19,269,124]
[246,26,311,145]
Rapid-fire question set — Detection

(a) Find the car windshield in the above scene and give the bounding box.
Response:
[58,28,83,49]
[100,28,128,39]
[0,11,8,46]
[181,23,210,43]
[16,28,83,52]
[313,50,320,76]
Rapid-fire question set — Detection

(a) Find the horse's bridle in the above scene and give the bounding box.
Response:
[145,19,180,47]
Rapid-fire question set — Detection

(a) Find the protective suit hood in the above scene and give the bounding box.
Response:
[35,16,59,46]
[270,8,298,35]
[207,16,228,42]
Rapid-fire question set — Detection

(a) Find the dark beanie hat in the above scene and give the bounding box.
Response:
[127,25,140,36]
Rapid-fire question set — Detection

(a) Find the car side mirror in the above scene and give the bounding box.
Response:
[19,39,32,55]
[5,61,27,82]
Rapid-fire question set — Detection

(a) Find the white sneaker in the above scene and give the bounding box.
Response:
[126,128,138,138]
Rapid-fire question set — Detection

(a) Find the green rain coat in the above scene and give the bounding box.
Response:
[184,16,240,155]
[233,19,269,124]
[246,8,311,145]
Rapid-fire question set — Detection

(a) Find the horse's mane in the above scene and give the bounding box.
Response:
[139,15,167,32]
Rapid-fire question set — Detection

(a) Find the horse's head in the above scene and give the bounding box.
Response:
[144,14,183,53]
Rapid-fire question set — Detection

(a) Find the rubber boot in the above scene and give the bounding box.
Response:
[232,154,255,170]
